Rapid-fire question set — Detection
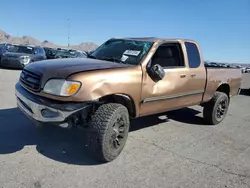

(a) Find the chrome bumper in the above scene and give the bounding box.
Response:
[15,85,85,123]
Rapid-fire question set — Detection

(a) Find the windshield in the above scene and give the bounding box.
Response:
[9,45,34,54]
[90,39,153,65]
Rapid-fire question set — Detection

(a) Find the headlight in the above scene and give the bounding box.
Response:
[43,79,81,96]
[20,56,30,64]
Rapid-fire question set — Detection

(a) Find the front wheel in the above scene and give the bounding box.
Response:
[87,103,130,162]
[203,91,229,125]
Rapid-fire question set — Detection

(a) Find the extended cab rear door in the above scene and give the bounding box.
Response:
[184,41,206,105]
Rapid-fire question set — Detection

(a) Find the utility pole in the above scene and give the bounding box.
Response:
[67,18,70,49]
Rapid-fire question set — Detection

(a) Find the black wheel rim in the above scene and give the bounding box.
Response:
[110,116,127,150]
[216,99,228,121]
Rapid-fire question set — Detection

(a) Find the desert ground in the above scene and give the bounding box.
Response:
[0,69,250,188]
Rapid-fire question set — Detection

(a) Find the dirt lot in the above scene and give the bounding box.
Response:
[0,69,250,188]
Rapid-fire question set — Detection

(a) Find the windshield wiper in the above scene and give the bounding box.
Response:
[99,57,128,64]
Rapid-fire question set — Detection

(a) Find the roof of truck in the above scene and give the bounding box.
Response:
[113,37,196,43]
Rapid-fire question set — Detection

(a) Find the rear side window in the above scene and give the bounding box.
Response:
[185,42,201,68]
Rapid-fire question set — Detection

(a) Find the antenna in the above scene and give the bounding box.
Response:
[67,18,70,49]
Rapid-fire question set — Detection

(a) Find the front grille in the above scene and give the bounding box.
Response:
[1,60,9,65]
[1,59,22,67]
[20,69,42,92]
[2,59,20,65]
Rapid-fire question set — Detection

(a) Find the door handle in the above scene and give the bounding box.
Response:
[191,73,196,77]
[180,74,186,78]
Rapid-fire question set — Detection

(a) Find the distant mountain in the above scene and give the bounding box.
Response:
[0,30,99,52]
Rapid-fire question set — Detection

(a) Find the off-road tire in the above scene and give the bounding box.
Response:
[203,91,229,125]
[87,103,130,162]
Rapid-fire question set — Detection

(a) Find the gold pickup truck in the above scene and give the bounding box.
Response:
[15,37,242,162]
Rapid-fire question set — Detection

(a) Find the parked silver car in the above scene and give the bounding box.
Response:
[0,45,46,68]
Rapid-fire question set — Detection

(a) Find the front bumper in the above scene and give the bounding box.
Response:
[1,58,24,68]
[15,82,91,126]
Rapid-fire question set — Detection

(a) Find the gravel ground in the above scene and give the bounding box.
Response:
[0,68,250,188]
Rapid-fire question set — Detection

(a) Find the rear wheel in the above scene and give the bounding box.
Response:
[203,91,229,125]
[87,103,130,162]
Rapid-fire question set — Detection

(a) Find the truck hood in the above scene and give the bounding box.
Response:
[24,58,133,87]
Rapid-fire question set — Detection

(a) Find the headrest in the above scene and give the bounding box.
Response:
[155,47,173,58]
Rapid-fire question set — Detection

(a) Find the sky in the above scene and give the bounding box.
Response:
[0,0,249,64]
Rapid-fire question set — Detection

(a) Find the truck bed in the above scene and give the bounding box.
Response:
[202,67,242,102]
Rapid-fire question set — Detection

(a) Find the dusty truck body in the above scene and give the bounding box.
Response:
[15,37,242,162]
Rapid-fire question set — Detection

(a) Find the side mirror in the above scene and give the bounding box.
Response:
[148,64,165,81]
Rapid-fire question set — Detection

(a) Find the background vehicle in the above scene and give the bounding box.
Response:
[53,49,87,59]
[15,37,242,162]
[43,47,57,59]
[0,45,9,62]
[54,49,75,58]
[0,43,12,49]
[72,50,87,58]
[1,45,46,68]
[244,67,250,73]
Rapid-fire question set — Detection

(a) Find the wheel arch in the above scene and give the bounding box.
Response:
[99,93,137,118]
[216,83,230,98]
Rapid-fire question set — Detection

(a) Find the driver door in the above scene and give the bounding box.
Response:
[139,42,190,116]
